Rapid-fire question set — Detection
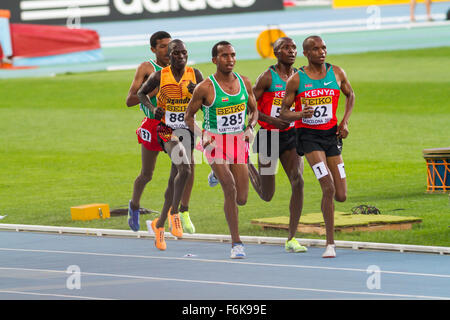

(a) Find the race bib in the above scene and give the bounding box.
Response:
[165,105,188,129]
[270,98,295,127]
[139,128,152,142]
[216,103,246,134]
[302,96,333,126]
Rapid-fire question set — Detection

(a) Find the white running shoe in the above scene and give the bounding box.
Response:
[230,244,246,259]
[208,171,219,187]
[322,244,336,258]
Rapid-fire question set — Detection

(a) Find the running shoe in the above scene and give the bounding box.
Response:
[285,238,308,253]
[322,244,336,258]
[208,171,219,187]
[168,212,183,238]
[151,218,166,251]
[230,243,246,259]
[180,211,195,234]
[127,200,140,232]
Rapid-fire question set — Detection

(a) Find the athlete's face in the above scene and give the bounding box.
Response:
[304,38,327,64]
[169,42,188,69]
[214,45,236,73]
[152,37,171,66]
[275,39,297,64]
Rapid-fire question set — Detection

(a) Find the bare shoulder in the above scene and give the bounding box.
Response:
[137,61,155,75]
[195,77,213,94]
[332,64,347,77]
[238,73,253,89]
[255,68,272,86]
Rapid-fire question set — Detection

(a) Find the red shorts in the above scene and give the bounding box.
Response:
[202,131,249,164]
[136,117,163,152]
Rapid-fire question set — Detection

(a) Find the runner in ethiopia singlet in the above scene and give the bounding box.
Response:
[255,65,296,157]
[202,72,249,163]
[156,65,196,150]
[294,63,342,156]
[136,59,163,151]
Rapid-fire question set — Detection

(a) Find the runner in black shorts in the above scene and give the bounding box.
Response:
[296,125,343,157]
[280,35,355,258]
[248,37,308,253]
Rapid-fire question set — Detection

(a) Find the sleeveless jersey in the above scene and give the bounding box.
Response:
[257,65,296,132]
[140,59,162,119]
[157,65,196,129]
[202,73,249,134]
[294,63,340,130]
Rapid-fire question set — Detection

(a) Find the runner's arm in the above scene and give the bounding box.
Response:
[126,62,153,107]
[253,70,290,129]
[280,73,313,121]
[334,65,355,139]
[185,80,208,139]
[137,71,163,120]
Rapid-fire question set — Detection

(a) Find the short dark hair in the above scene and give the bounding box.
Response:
[212,41,232,58]
[150,31,171,48]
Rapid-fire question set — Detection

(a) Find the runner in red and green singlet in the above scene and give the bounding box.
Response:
[247,37,308,253]
[280,35,355,258]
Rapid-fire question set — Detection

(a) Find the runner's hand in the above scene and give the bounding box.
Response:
[337,122,349,139]
[243,126,255,143]
[202,131,215,148]
[300,105,314,118]
[187,81,196,94]
[154,107,164,121]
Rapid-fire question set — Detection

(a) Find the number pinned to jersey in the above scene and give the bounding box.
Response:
[312,161,328,180]
[337,163,346,179]
[139,129,152,142]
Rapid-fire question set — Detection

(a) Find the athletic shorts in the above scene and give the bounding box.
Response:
[136,117,163,152]
[156,122,195,154]
[203,130,249,165]
[295,125,342,157]
[252,128,296,158]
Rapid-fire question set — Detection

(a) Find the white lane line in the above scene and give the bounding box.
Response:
[0,288,113,300]
[0,267,448,300]
[1,247,449,279]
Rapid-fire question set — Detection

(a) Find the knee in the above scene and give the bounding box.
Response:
[260,191,274,202]
[322,182,336,199]
[335,192,347,202]
[137,171,153,184]
[236,195,248,206]
[290,170,304,191]
[178,164,191,180]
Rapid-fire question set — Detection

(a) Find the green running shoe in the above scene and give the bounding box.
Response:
[180,211,195,234]
[285,238,308,253]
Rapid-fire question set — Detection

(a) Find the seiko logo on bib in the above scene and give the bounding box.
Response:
[114,0,256,14]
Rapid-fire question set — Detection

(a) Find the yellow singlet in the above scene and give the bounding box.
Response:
[157,66,196,129]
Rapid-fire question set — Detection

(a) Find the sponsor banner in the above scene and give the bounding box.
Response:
[333,0,447,8]
[3,0,283,25]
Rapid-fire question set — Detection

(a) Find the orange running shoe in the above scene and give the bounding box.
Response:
[168,212,183,238]
[151,218,166,251]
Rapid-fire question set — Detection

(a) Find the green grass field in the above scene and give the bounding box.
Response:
[1,47,449,247]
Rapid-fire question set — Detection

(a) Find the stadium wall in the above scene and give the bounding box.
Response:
[3,0,284,25]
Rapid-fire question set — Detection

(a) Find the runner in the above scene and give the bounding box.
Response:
[249,37,308,253]
[280,35,355,258]
[185,41,258,259]
[125,31,196,234]
[138,39,203,250]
